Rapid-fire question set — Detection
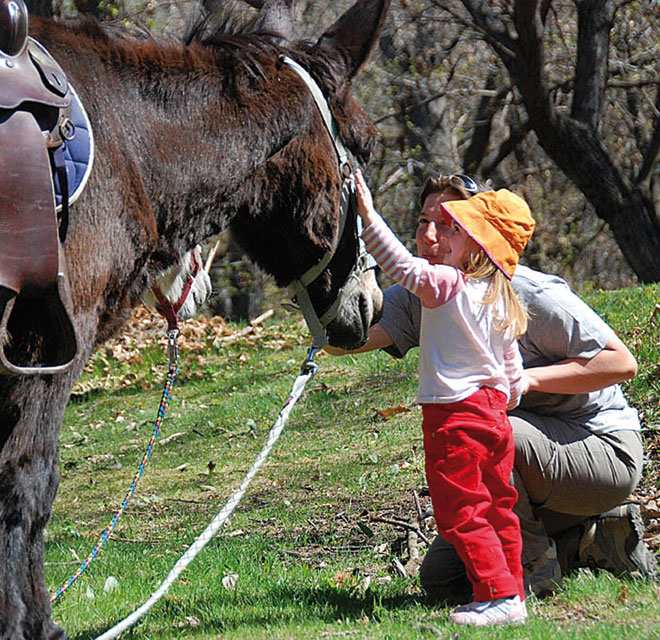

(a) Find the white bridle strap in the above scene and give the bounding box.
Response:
[280,56,352,169]
[280,56,377,348]
[280,56,356,347]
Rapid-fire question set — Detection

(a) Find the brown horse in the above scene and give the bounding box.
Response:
[0,0,389,636]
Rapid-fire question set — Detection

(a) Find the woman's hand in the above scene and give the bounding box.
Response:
[324,324,395,356]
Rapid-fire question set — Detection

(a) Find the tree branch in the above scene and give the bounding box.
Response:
[452,0,518,61]
[510,1,553,118]
[571,0,617,128]
[239,0,265,8]
[463,73,509,173]
[637,92,660,184]
[480,119,532,177]
[373,91,446,125]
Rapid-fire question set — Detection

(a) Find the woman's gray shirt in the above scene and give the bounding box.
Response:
[379,265,640,434]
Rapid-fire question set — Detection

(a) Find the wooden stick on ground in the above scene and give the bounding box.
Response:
[370,515,430,546]
[215,308,275,343]
[204,238,223,274]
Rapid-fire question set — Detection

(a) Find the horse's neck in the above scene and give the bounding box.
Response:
[124,50,291,181]
[65,33,301,239]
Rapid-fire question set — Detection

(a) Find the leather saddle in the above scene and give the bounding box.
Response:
[0,6,79,375]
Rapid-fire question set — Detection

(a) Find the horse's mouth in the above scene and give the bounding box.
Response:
[325,272,382,350]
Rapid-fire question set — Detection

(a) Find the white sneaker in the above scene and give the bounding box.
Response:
[449,594,528,626]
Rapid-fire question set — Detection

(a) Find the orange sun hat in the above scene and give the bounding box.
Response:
[441,189,535,279]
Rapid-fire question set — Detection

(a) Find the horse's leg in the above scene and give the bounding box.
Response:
[0,371,80,640]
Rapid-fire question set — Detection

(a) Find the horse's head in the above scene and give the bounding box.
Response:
[221,0,388,349]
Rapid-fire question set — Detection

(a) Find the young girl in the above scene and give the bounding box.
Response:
[354,169,534,626]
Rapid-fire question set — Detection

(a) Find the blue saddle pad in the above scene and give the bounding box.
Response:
[54,85,94,208]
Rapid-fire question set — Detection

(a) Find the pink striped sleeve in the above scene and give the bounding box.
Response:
[504,341,524,409]
[361,217,464,307]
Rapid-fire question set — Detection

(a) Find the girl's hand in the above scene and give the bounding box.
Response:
[521,372,530,395]
[354,168,378,225]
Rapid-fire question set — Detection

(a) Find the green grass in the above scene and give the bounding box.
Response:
[46,287,660,639]
[588,283,660,427]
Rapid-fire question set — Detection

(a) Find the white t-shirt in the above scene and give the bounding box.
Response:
[362,216,523,406]
[417,278,519,403]
[379,264,640,434]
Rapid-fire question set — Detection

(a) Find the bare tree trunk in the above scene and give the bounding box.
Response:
[458,0,660,282]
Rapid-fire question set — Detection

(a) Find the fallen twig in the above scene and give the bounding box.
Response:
[204,238,222,274]
[408,528,420,562]
[215,308,275,343]
[391,556,408,578]
[412,488,423,524]
[370,515,430,546]
[249,308,275,327]
[158,432,186,446]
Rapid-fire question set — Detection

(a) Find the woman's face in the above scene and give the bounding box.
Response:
[415,189,463,265]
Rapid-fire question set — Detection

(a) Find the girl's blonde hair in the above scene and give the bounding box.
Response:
[464,248,528,337]
[419,173,528,337]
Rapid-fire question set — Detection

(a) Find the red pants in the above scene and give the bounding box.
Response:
[422,387,524,601]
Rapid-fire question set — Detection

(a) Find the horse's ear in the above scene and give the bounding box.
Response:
[317,0,390,79]
[253,0,296,42]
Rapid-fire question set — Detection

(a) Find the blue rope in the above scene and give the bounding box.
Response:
[51,361,177,602]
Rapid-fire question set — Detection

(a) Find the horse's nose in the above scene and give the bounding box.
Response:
[361,268,382,325]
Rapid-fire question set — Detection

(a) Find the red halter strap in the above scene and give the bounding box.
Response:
[150,250,201,331]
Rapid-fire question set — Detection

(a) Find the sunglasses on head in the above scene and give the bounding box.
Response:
[450,174,479,195]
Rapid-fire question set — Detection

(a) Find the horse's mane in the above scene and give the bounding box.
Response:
[39,8,350,101]
[185,8,351,96]
[30,15,266,94]
[184,9,287,82]
[183,6,255,46]
[34,8,368,161]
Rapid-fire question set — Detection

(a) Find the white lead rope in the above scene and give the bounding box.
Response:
[95,347,320,640]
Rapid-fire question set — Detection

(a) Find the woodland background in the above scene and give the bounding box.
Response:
[26,0,660,318]
[23,4,660,634]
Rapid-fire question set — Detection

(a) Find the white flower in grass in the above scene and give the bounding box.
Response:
[222,573,239,590]
[104,576,120,593]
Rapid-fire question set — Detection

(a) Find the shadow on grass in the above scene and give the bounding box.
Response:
[70,583,430,639]
[68,347,287,406]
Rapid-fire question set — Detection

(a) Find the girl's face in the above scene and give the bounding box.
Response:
[416,191,475,269]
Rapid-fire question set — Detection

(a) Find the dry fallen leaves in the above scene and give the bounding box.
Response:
[331,570,353,588]
[372,405,411,419]
[72,307,235,395]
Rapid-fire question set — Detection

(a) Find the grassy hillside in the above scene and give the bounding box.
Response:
[46,284,660,639]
